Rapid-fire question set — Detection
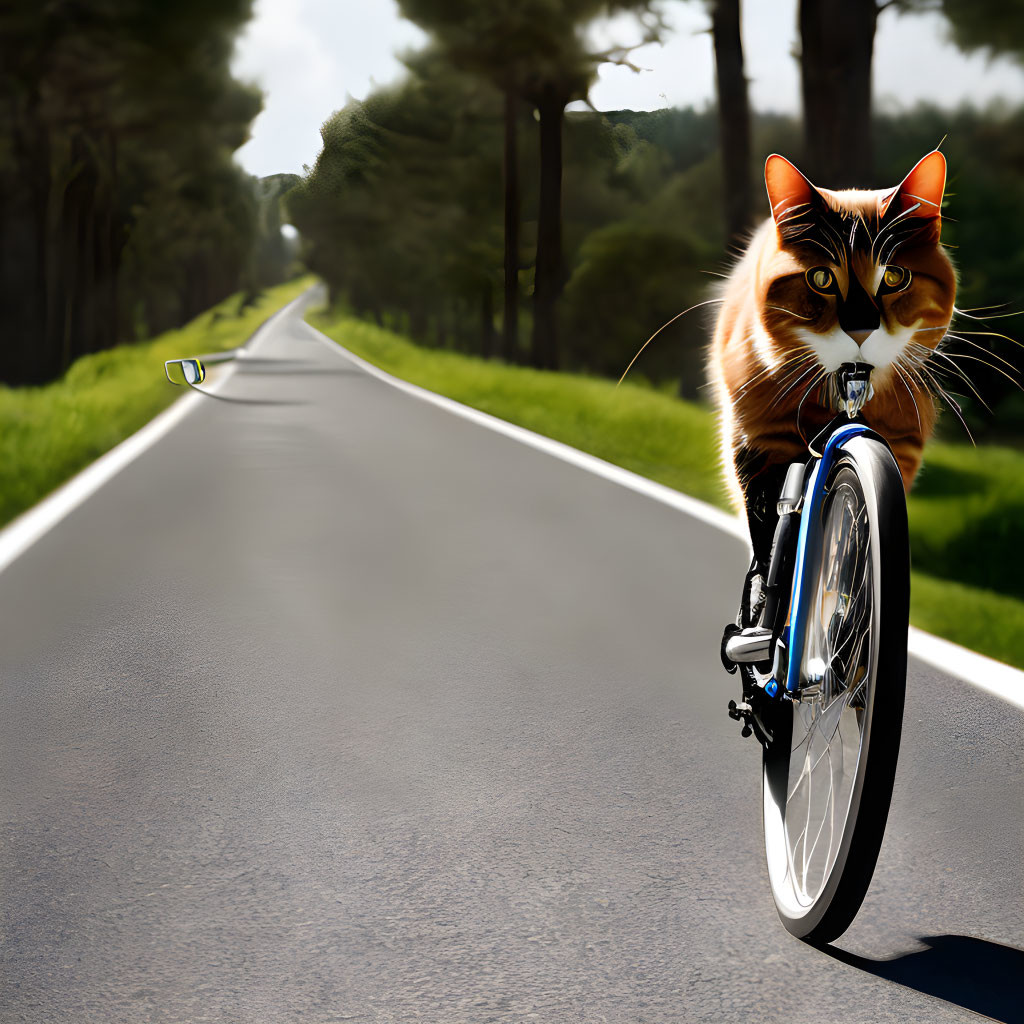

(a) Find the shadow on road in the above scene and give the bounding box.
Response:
[825,934,1024,1023]
[232,357,363,379]
[193,389,307,406]
[237,367,361,377]
[232,357,311,366]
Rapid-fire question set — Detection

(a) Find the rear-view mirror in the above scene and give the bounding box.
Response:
[165,358,206,387]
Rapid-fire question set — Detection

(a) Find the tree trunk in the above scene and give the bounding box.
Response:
[502,87,520,363]
[799,0,877,187]
[480,279,495,357]
[531,81,566,371]
[60,163,82,370]
[98,129,120,349]
[711,0,752,246]
[15,118,55,384]
[1,180,48,384]
[33,125,58,380]
[410,303,427,340]
[44,134,68,374]
[78,173,97,355]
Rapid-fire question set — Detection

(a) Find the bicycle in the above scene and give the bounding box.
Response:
[720,361,909,944]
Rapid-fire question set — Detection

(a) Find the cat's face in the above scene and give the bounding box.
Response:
[756,152,956,383]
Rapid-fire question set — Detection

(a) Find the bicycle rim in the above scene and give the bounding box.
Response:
[763,439,908,942]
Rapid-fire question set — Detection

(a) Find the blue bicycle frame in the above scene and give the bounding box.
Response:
[781,421,879,696]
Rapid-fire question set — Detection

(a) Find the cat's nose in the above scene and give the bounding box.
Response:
[845,329,874,346]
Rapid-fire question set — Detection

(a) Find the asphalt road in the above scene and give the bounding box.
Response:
[1,293,1022,1024]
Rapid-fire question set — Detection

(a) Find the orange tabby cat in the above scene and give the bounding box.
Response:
[708,151,955,561]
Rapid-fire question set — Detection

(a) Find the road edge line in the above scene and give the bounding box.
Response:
[0,290,309,578]
[301,319,748,541]
[306,316,1024,712]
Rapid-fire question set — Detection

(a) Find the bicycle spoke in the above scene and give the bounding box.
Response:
[775,475,874,911]
[761,439,907,941]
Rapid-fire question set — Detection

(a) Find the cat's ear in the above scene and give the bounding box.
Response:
[880,150,946,222]
[764,154,818,225]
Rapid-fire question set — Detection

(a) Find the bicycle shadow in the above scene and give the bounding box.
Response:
[824,934,1024,1023]
[191,388,306,407]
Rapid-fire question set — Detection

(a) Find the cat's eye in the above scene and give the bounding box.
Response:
[881,265,910,291]
[805,267,835,294]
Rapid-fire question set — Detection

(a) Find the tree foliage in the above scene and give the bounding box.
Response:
[938,0,1024,62]
[290,51,1024,430]
[395,0,664,370]
[288,52,504,349]
[0,0,289,385]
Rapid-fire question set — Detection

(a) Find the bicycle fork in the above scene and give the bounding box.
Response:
[719,361,876,743]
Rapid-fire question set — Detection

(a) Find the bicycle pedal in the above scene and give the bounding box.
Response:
[720,624,740,673]
[727,699,752,721]
[723,626,774,664]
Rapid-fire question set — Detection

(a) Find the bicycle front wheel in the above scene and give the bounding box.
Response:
[762,435,909,944]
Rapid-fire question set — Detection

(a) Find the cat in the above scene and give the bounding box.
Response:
[707,150,956,564]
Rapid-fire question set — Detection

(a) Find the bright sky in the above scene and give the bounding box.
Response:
[232,0,1024,179]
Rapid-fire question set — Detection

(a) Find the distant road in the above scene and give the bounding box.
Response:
[1,292,1022,1023]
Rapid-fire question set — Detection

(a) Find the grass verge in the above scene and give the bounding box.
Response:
[0,277,312,529]
[312,307,1024,672]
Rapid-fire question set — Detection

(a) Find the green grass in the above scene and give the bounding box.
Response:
[907,443,1024,600]
[0,277,312,528]
[910,572,1024,668]
[312,307,1024,671]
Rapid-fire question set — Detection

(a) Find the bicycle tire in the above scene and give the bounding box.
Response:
[761,435,909,943]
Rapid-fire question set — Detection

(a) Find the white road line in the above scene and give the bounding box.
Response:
[306,317,1024,713]
[0,291,305,577]
[0,389,202,578]
[906,628,1024,709]
[301,320,749,541]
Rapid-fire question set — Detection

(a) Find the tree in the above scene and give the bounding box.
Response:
[396,0,546,362]
[938,0,1024,60]
[563,220,712,384]
[708,0,751,245]
[0,0,265,384]
[798,0,880,187]
[522,33,589,371]
[287,52,504,346]
[397,0,663,370]
[250,173,302,297]
[519,2,664,371]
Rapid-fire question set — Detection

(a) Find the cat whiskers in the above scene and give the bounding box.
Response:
[941,333,1019,374]
[943,314,1024,396]
[774,358,823,405]
[953,304,1020,322]
[889,360,922,433]
[933,347,1022,400]
[796,367,829,445]
[764,304,814,321]
[617,298,724,386]
[916,323,1024,397]
[888,348,937,436]
[945,326,1024,352]
[900,345,977,444]
[907,341,991,409]
[736,350,816,397]
[735,349,816,401]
